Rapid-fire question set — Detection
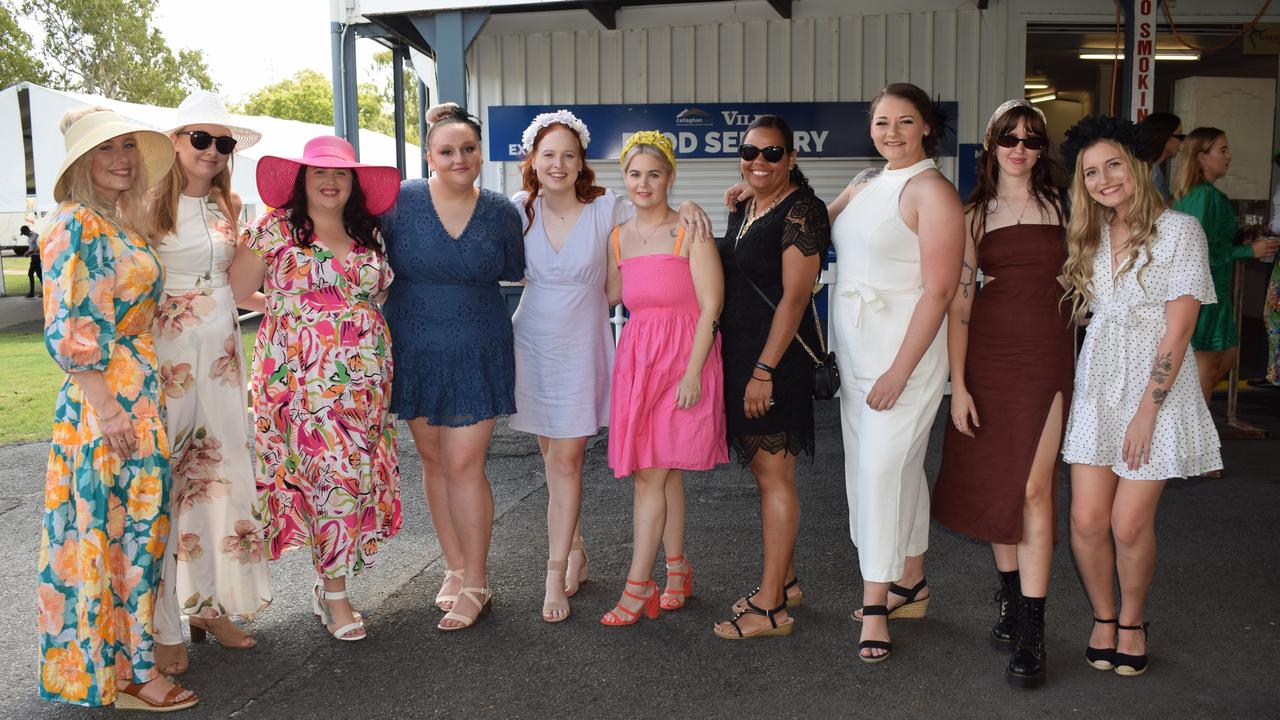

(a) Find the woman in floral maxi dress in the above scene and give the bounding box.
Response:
[38,108,199,710]
[231,136,402,641]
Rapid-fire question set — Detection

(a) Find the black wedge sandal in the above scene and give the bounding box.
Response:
[713,597,794,640]
[858,605,892,664]
[852,577,929,623]
[1114,622,1150,677]
[1085,617,1118,670]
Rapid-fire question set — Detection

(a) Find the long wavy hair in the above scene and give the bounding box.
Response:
[55,107,151,239]
[1061,139,1165,323]
[744,114,813,192]
[1171,126,1225,202]
[519,122,606,235]
[967,104,1063,242]
[282,167,383,253]
[149,131,237,241]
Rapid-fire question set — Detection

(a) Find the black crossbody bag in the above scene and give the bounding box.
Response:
[741,275,841,400]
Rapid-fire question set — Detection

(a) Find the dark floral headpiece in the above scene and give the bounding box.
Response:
[1060,115,1153,174]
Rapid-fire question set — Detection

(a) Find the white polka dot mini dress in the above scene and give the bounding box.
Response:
[1062,210,1223,480]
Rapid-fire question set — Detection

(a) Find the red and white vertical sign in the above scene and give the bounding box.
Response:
[1129,0,1156,122]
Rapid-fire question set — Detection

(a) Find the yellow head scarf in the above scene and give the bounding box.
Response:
[620,130,676,170]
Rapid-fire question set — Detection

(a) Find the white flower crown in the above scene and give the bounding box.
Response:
[519,110,591,155]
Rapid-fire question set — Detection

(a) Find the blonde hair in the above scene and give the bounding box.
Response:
[149,132,237,241]
[1171,126,1225,202]
[1061,139,1165,323]
[57,106,152,240]
[622,143,675,175]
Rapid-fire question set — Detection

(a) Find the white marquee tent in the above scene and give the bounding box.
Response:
[0,82,422,215]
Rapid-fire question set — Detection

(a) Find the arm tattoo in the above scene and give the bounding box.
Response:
[1149,351,1173,386]
[1152,387,1169,405]
[959,260,976,299]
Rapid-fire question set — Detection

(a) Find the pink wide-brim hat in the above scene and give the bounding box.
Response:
[255,136,401,215]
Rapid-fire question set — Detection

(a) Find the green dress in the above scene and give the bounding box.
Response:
[1174,182,1250,351]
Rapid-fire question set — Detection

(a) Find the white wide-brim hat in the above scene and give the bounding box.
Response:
[165,90,261,151]
[53,111,176,203]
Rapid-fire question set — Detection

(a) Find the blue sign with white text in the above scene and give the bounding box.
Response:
[487,102,958,161]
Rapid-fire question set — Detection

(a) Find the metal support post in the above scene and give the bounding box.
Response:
[392,45,407,178]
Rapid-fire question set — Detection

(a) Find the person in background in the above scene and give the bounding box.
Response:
[1267,151,1280,385]
[602,131,726,627]
[230,136,402,642]
[829,84,964,663]
[380,106,524,632]
[148,90,272,676]
[1059,116,1222,679]
[1170,127,1279,441]
[930,99,1071,687]
[1139,112,1182,205]
[21,225,41,297]
[37,107,198,710]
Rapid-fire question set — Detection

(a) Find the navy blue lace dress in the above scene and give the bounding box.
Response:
[381,181,525,426]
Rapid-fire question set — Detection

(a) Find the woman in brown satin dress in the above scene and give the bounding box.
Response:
[931,100,1073,688]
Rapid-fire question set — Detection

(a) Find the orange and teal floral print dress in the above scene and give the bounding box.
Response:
[244,209,401,579]
[37,203,171,707]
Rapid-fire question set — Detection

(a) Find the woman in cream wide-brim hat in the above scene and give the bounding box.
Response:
[147,90,274,678]
[38,107,201,711]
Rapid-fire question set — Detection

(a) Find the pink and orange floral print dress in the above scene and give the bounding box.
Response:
[37,204,172,706]
[243,209,401,579]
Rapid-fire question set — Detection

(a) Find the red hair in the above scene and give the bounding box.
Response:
[520,122,606,234]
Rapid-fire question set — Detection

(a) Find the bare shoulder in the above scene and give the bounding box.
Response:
[906,169,962,209]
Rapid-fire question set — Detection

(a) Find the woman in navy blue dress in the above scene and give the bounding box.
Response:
[381,106,524,631]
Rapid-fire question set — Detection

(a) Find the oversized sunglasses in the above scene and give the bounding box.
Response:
[994,134,1047,151]
[179,130,237,154]
[739,144,787,163]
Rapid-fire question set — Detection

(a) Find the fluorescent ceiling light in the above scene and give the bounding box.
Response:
[1025,82,1050,90]
[1029,92,1057,104]
[1078,50,1201,61]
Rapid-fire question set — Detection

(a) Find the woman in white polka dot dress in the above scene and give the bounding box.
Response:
[1058,117,1222,679]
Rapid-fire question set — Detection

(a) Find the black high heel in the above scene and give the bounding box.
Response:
[858,605,892,664]
[1085,617,1117,670]
[1114,622,1150,676]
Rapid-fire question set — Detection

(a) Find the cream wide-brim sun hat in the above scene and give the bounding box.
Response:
[163,90,262,150]
[52,110,176,202]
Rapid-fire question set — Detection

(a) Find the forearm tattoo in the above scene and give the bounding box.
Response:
[1149,351,1173,386]
[959,260,976,299]
[1152,387,1169,405]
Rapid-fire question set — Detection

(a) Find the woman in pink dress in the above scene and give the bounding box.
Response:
[601,131,727,626]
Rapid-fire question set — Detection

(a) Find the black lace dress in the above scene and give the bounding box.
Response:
[717,187,831,462]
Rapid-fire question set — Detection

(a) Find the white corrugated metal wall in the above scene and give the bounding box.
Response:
[464,5,1009,234]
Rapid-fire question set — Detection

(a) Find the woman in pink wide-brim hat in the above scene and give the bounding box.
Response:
[228,135,403,642]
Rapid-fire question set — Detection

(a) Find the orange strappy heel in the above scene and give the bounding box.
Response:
[600,578,660,626]
[660,556,693,611]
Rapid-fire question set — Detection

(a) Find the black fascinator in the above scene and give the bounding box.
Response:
[1060,115,1153,174]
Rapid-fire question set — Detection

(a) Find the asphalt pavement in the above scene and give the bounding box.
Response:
[0,391,1277,720]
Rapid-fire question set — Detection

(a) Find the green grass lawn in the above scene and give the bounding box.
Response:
[0,329,257,446]
[4,259,36,296]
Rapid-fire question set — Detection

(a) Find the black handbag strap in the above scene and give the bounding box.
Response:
[740,271,829,364]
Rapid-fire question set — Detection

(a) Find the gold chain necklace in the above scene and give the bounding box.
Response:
[734,191,787,247]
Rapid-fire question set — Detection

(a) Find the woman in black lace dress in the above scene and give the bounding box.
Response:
[712,115,831,640]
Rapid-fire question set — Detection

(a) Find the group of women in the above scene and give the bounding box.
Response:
[35,78,1263,710]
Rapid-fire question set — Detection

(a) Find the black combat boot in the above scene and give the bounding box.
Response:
[991,570,1020,647]
[1008,595,1047,688]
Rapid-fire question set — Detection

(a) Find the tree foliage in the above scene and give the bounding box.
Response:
[19,0,214,105]
[0,1,48,88]
[238,65,420,146]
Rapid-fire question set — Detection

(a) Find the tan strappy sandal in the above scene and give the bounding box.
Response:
[435,567,465,611]
[438,586,492,631]
[565,538,589,597]
[543,560,571,623]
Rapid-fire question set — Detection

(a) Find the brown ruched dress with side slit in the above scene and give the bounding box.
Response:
[931,223,1074,544]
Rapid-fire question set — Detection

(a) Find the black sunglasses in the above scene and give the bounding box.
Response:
[739,144,787,163]
[994,134,1047,151]
[179,130,237,155]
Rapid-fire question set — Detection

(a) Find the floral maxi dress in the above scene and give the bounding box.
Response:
[37,204,171,706]
[244,210,401,577]
[152,196,271,639]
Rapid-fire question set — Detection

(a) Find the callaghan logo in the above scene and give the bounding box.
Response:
[675,107,713,126]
